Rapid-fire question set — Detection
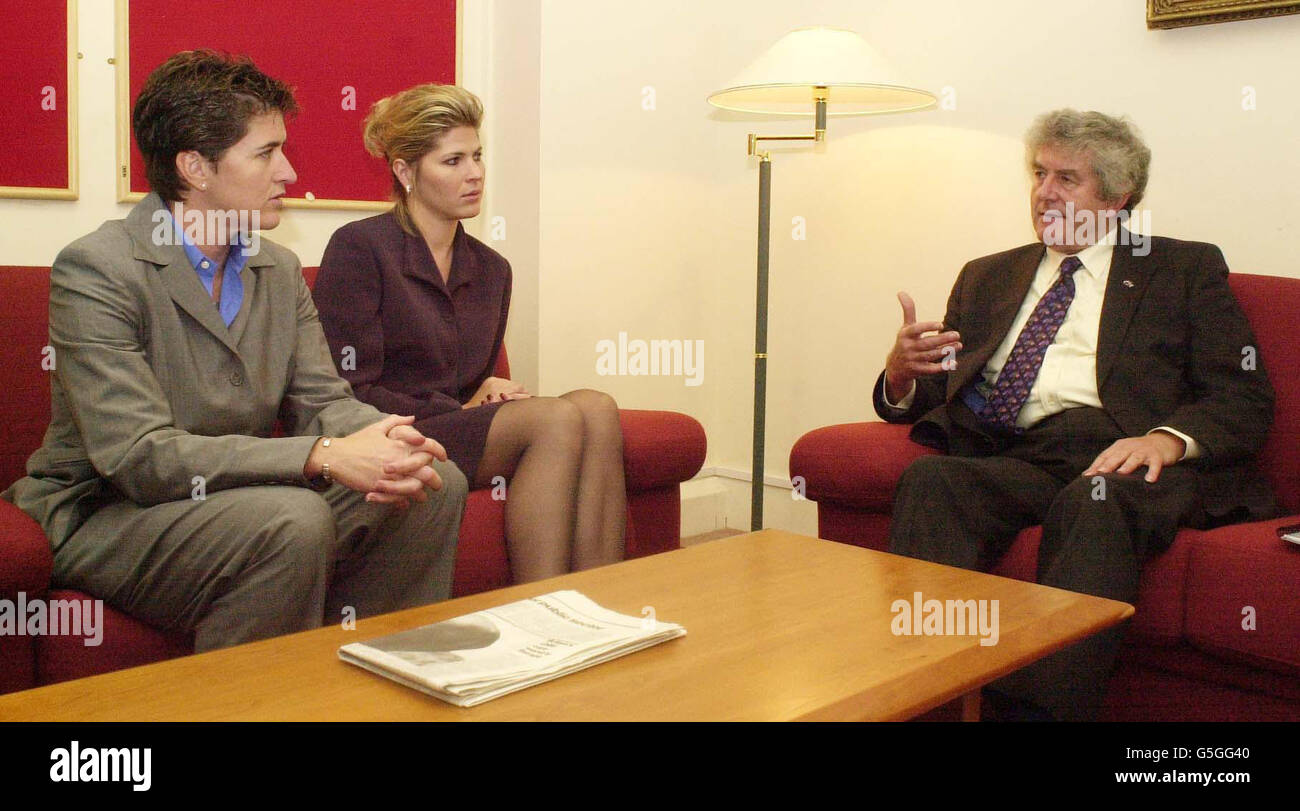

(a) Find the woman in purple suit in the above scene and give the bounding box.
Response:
[314,85,625,583]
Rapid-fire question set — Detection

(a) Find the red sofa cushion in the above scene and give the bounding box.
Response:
[0,500,51,598]
[988,527,1040,582]
[1184,518,1300,675]
[986,524,1191,645]
[1104,642,1300,721]
[452,490,510,598]
[1131,533,1195,644]
[35,590,192,685]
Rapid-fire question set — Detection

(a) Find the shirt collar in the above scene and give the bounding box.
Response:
[1042,225,1117,283]
[163,207,249,279]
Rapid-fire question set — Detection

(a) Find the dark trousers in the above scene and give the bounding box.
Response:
[888,406,1204,720]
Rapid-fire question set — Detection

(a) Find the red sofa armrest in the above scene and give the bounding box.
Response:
[0,499,52,598]
[619,409,706,491]
[790,422,938,511]
[0,500,50,694]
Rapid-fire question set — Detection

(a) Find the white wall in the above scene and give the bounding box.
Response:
[480,0,541,392]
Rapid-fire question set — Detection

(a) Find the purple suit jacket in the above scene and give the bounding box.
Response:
[313,212,511,420]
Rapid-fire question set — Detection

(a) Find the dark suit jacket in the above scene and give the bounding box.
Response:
[872,234,1276,520]
[312,212,511,419]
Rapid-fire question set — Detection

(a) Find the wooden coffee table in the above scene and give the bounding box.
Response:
[0,530,1132,721]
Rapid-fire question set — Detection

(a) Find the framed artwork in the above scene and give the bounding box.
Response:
[0,0,79,200]
[1148,0,1300,28]
[115,0,460,209]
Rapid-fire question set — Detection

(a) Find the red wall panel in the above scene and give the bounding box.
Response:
[0,1,72,192]
[125,0,457,204]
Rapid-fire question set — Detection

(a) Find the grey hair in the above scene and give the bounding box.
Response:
[1025,109,1151,212]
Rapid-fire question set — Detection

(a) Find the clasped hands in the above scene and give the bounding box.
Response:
[304,414,448,507]
[886,291,1185,483]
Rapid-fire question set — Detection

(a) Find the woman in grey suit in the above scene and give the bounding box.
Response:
[2,51,468,651]
[314,85,625,582]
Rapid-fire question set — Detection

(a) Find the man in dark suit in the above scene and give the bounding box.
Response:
[874,109,1274,720]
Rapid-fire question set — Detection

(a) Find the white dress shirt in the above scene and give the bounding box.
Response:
[981,239,1110,429]
[886,229,1198,459]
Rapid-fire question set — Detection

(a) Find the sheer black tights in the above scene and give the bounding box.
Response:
[472,389,626,582]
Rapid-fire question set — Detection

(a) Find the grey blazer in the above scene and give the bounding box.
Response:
[3,193,385,549]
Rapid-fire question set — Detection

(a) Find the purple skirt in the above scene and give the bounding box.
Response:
[415,400,509,486]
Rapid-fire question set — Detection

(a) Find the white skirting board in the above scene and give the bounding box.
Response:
[681,470,819,538]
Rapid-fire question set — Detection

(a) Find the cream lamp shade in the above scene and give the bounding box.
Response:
[707,26,936,116]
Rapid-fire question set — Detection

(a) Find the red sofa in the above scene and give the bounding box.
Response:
[0,264,706,694]
[790,272,1300,721]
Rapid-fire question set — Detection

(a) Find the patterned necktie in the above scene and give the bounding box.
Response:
[979,255,1083,432]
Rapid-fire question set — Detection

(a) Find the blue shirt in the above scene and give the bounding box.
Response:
[164,209,247,327]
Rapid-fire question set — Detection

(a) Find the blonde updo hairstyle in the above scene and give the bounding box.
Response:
[363,84,484,234]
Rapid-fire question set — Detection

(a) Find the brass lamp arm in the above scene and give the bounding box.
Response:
[745,92,829,157]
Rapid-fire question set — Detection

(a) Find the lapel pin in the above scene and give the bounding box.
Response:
[1122,279,1134,288]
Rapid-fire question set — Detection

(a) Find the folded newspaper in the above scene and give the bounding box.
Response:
[338,590,686,707]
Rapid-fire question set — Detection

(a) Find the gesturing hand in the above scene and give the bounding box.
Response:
[1083,432,1186,484]
[464,376,530,408]
[884,291,962,403]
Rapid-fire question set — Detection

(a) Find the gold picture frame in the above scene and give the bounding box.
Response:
[1147,0,1300,28]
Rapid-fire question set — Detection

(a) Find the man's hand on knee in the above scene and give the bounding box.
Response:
[1083,432,1186,483]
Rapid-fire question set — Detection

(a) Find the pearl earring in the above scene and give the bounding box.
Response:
[201,182,207,190]
[405,184,412,194]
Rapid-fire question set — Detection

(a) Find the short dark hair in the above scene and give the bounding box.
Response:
[132,50,298,202]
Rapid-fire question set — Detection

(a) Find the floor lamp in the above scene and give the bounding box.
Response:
[707,27,936,530]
